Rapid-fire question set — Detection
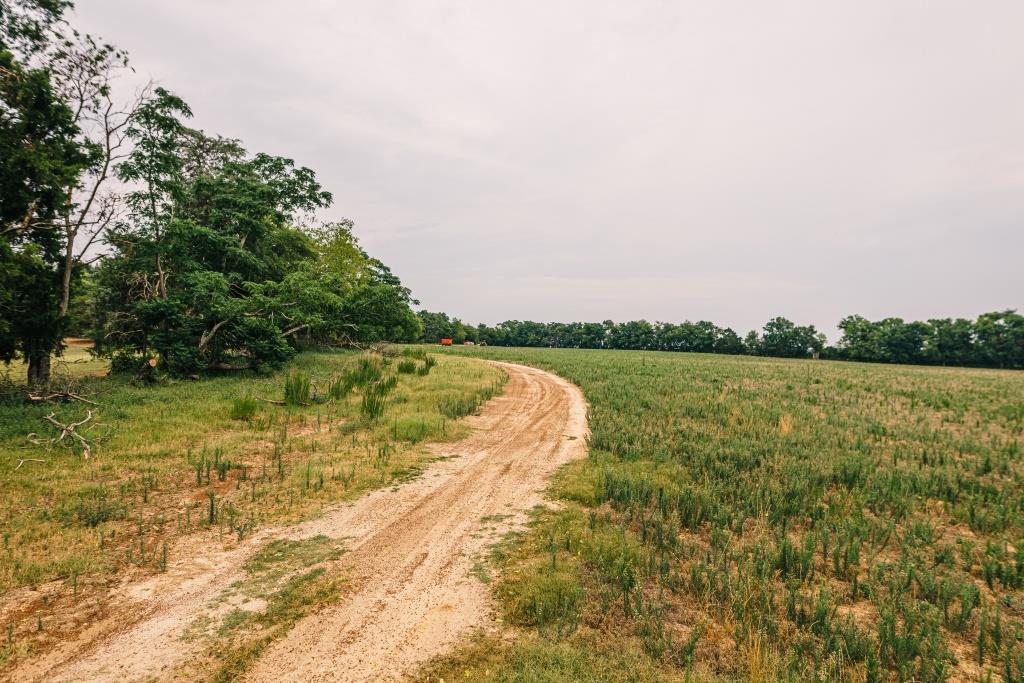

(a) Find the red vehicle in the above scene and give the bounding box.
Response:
[440,338,453,346]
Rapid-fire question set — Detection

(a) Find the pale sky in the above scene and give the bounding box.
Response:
[73,1,1023,339]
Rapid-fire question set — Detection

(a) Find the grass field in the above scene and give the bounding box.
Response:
[0,347,503,667]
[426,346,1024,682]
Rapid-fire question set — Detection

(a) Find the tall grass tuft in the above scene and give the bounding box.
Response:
[327,374,353,400]
[360,387,387,419]
[438,380,502,419]
[417,355,437,376]
[349,357,382,386]
[230,393,258,420]
[283,371,311,406]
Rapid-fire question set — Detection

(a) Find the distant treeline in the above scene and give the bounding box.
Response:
[417,310,1024,369]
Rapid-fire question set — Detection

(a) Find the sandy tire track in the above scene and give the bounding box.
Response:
[11,361,587,683]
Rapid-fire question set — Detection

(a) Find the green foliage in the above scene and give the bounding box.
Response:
[0,26,90,384]
[391,414,440,443]
[417,310,473,344]
[326,374,352,400]
[0,17,424,381]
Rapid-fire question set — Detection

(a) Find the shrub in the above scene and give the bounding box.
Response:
[110,351,144,374]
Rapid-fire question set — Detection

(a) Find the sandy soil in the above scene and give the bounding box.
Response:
[11,361,587,683]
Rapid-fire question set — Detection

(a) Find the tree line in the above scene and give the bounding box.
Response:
[417,310,1024,369]
[1,0,421,386]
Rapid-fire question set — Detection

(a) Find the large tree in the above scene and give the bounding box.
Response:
[751,317,825,359]
[97,111,337,373]
[0,0,92,385]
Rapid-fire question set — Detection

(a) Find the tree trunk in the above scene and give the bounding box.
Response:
[59,227,74,316]
[27,350,51,389]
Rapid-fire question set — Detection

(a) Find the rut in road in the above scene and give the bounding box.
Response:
[29,361,587,683]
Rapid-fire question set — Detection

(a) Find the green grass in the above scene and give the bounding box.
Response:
[417,633,685,683]
[0,348,503,667]
[436,345,1024,683]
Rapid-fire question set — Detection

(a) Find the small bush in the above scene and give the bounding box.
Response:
[230,394,258,420]
[110,351,145,374]
[397,359,417,374]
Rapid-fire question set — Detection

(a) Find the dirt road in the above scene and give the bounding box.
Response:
[20,361,587,682]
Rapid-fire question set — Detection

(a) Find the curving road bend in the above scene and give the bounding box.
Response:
[25,361,587,683]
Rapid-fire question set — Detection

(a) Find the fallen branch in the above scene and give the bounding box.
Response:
[27,391,100,406]
[256,396,313,407]
[42,410,95,459]
[15,458,47,470]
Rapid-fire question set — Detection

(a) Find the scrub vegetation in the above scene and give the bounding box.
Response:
[432,346,1024,682]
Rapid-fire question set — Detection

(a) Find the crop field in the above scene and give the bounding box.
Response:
[427,347,1024,682]
[0,349,503,668]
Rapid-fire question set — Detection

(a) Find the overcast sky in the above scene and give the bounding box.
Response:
[73,1,1023,339]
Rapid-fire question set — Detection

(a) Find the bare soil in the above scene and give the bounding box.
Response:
[9,361,587,682]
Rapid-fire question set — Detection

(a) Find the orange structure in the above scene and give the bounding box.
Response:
[440,338,453,346]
